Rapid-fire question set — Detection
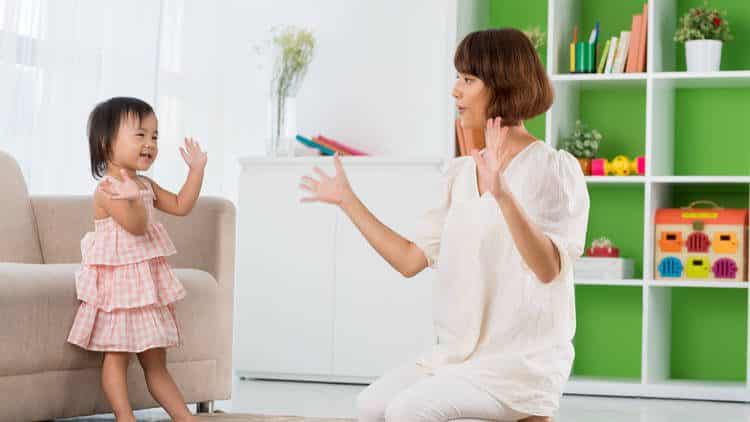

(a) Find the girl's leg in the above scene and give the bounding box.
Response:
[102,352,136,422]
[384,374,531,422]
[137,348,196,422]
[356,364,430,422]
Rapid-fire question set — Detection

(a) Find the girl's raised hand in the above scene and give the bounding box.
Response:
[472,116,512,197]
[180,137,207,171]
[299,154,354,206]
[99,169,141,200]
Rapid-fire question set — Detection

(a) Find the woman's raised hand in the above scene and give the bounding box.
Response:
[299,154,354,206]
[472,116,512,197]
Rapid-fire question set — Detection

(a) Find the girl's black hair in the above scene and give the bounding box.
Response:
[87,97,154,179]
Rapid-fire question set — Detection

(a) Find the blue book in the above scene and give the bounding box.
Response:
[295,134,335,156]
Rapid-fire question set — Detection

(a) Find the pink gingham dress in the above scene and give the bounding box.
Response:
[67,176,186,352]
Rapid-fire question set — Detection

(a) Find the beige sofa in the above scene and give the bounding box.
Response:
[0,151,235,421]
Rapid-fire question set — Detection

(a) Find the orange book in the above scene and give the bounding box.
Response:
[455,119,466,156]
[626,14,642,73]
[312,136,350,156]
[638,3,649,72]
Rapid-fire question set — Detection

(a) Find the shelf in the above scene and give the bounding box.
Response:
[237,156,445,168]
[576,278,643,286]
[551,73,648,88]
[641,380,748,402]
[652,71,750,88]
[565,376,644,397]
[649,280,749,289]
[585,176,646,184]
[651,176,750,184]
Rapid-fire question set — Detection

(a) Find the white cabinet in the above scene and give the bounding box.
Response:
[235,157,444,382]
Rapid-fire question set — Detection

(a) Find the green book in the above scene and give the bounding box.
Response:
[597,39,611,73]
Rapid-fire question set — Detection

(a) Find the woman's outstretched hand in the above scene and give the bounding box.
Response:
[471,116,512,198]
[299,154,355,206]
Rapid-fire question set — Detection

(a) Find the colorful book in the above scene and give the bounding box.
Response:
[317,134,369,156]
[312,136,351,156]
[597,39,611,73]
[455,119,467,156]
[295,134,335,156]
[626,14,643,73]
[637,3,649,72]
[613,31,631,73]
[604,36,618,73]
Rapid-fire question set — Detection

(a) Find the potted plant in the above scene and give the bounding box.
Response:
[268,26,316,156]
[522,26,546,52]
[560,120,601,175]
[674,0,732,72]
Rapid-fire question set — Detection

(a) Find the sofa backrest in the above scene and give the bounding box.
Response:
[0,150,44,263]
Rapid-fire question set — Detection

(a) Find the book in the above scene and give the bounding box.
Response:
[295,134,335,156]
[455,119,467,156]
[317,134,369,156]
[626,14,642,73]
[597,39,611,73]
[637,3,649,72]
[312,136,351,156]
[604,36,618,73]
[613,31,630,73]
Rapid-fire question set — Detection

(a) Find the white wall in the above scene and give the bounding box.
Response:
[1,0,458,198]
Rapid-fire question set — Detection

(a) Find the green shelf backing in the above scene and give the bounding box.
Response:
[573,286,643,379]
[586,185,645,278]
[671,288,748,381]
[580,88,647,161]
[674,88,750,176]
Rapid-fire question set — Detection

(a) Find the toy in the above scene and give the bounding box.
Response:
[654,201,748,281]
[591,155,645,176]
[586,237,620,257]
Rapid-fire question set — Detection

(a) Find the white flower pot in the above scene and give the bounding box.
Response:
[685,39,722,72]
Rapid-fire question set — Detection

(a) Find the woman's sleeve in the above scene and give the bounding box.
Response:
[412,157,465,269]
[528,150,590,282]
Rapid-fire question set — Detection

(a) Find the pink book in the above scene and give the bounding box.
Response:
[317,134,369,156]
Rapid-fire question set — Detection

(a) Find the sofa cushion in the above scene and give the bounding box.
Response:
[0,151,43,263]
[0,263,220,376]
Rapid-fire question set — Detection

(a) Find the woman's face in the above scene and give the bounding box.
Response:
[452,72,489,129]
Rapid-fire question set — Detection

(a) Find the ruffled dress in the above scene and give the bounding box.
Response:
[67,176,186,352]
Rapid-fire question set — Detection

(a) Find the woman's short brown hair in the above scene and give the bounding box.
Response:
[454,28,553,126]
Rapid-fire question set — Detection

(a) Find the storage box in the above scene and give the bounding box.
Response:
[575,257,634,280]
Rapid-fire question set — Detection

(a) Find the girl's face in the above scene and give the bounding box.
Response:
[452,72,489,129]
[110,113,159,172]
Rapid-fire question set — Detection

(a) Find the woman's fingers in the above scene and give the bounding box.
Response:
[333,154,345,176]
[300,176,319,190]
[313,166,329,180]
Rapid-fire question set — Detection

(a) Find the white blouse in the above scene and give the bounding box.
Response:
[413,140,590,417]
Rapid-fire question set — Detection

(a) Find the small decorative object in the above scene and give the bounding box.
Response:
[674,0,732,72]
[654,201,748,281]
[267,26,316,157]
[586,237,620,257]
[591,155,646,176]
[560,120,601,175]
[523,26,546,52]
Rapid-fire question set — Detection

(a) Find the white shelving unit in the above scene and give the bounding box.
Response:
[540,0,750,402]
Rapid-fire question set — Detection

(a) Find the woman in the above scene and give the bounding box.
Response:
[299,28,589,422]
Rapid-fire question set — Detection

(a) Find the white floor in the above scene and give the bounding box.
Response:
[73,376,750,421]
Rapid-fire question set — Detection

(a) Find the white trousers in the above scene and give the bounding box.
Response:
[356,364,531,422]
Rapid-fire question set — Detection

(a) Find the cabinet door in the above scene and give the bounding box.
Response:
[235,163,336,376]
[332,163,443,378]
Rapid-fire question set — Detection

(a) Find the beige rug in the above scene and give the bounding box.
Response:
[64,413,353,422]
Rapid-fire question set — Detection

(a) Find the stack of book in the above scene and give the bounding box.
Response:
[570,3,648,74]
[294,134,370,156]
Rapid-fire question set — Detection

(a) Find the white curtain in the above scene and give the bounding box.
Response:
[0,0,229,196]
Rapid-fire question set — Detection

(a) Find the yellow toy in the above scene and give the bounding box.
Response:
[591,155,645,176]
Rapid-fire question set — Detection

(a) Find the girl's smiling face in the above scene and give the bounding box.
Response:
[109,112,159,173]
